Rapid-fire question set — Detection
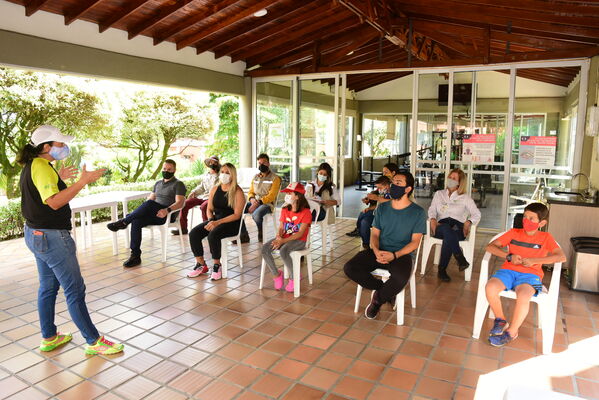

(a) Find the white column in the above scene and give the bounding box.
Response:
[239,77,253,168]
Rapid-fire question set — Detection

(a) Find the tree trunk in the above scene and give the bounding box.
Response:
[5,167,21,199]
[150,142,171,180]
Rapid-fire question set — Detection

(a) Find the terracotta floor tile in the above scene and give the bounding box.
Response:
[316,353,353,373]
[36,370,83,395]
[550,376,575,394]
[235,390,270,400]
[242,349,281,370]
[143,360,186,384]
[119,351,162,374]
[576,366,599,381]
[194,355,236,377]
[463,354,499,373]
[192,334,229,352]
[380,368,418,391]
[333,376,374,400]
[147,339,186,358]
[251,372,292,398]
[196,380,241,400]
[408,328,440,346]
[389,353,426,374]
[302,333,337,350]
[144,387,188,400]
[402,341,434,358]
[277,327,311,342]
[432,348,466,365]
[316,322,348,337]
[222,364,263,387]
[218,342,254,361]
[287,344,324,363]
[416,376,455,399]
[0,376,29,398]
[170,347,209,368]
[56,381,106,400]
[367,385,410,400]
[8,386,49,400]
[460,369,483,388]
[301,367,341,390]
[577,377,599,399]
[281,383,326,400]
[270,358,310,379]
[169,370,212,396]
[114,376,160,400]
[348,360,385,381]
[424,361,460,382]
[69,355,113,378]
[1,350,44,373]
[343,328,375,344]
[126,332,163,349]
[17,360,62,384]
[370,335,403,351]
[236,331,271,347]
[261,338,296,355]
[360,347,395,365]
[454,385,476,400]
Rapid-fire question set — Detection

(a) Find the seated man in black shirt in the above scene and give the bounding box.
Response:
[108,159,186,267]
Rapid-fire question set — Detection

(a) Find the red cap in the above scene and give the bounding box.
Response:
[281,182,306,195]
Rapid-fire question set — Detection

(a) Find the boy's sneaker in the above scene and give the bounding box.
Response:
[489,318,509,336]
[40,332,72,352]
[211,264,222,281]
[488,331,517,347]
[365,290,382,319]
[85,336,124,355]
[187,263,209,278]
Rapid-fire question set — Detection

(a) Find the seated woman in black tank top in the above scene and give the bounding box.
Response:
[187,163,245,280]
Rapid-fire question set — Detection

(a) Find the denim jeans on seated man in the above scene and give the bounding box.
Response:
[357,209,375,247]
[124,200,169,256]
[434,217,466,271]
[24,225,100,344]
[241,202,272,239]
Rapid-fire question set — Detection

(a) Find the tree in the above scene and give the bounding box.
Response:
[0,68,107,198]
[205,94,239,164]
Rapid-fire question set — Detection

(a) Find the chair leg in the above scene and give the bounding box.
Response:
[292,254,300,298]
[354,285,363,313]
[161,226,167,262]
[463,243,474,281]
[259,259,266,290]
[433,244,441,265]
[420,240,432,275]
[409,273,416,308]
[472,294,490,339]
[321,224,327,254]
[396,289,405,325]
[222,243,228,278]
[306,254,313,285]
[177,223,185,251]
[238,246,244,271]
[540,304,556,355]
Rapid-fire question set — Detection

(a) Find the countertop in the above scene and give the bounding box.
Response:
[547,196,599,208]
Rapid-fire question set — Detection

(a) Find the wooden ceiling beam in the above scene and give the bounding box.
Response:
[438,0,599,19]
[415,27,477,57]
[175,0,278,50]
[25,0,51,16]
[64,0,104,25]
[98,0,150,33]
[321,30,380,65]
[207,0,326,58]
[490,31,583,50]
[394,18,484,38]
[127,0,194,40]
[153,0,241,45]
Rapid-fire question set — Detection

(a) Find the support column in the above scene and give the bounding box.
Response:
[238,77,253,168]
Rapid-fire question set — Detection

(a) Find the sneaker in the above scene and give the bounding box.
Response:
[273,271,284,290]
[187,263,209,278]
[39,332,72,352]
[489,318,509,336]
[346,228,360,237]
[365,290,382,319]
[107,219,127,232]
[488,330,517,347]
[438,269,451,282]
[123,255,141,268]
[211,264,222,281]
[171,228,188,236]
[455,254,470,271]
[85,336,124,355]
[240,232,250,244]
[258,232,263,242]
[285,279,295,293]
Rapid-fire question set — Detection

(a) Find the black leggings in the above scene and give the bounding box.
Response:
[344,249,413,303]
[189,219,241,260]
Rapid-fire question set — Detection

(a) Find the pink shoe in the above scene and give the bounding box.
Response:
[210,264,222,281]
[273,271,284,290]
[285,279,295,293]
[187,264,208,278]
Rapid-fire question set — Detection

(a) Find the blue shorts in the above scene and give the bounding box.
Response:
[491,269,543,296]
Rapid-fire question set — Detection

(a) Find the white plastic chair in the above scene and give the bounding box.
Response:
[220,211,248,279]
[420,219,477,281]
[259,224,314,298]
[261,191,282,242]
[145,209,185,262]
[471,232,563,354]
[313,206,335,254]
[354,238,422,325]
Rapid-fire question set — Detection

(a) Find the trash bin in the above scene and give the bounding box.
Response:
[569,237,599,293]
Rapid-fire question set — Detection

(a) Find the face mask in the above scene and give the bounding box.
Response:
[522,218,540,232]
[219,173,231,184]
[258,164,269,173]
[317,174,327,182]
[284,194,293,204]
[162,171,174,180]
[389,184,407,200]
[446,178,459,189]
[210,164,219,171]
[49,144,70,160]
[379,187,388,194]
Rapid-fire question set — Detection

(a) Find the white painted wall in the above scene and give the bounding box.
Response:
[0,1,245,76]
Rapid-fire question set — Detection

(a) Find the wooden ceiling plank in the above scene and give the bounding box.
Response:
[321,30,380,65]
[64,0,105,25]
[415,27,477,57]
[153,0,241,45]
[98,0,151,33]
[128,0,195,40]
[440,0,599,18]
[176,0,279,50]
[25,0,51,16]
[492,46,599,63]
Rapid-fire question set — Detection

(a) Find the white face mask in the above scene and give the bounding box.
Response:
[284,194,293,204]
[317,174,327,182]
[219,173,231,184]
[446,178,459,189]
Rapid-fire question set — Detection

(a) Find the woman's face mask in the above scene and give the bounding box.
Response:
[49,144,70,161]
[446,178,459,189]
[219,173,231,184]
[317,173,327,182]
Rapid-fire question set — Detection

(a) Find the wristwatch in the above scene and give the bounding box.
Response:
[506,253,513,262]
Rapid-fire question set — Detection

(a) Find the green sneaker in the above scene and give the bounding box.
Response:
[85,336,124,355]
[40,332,72,352]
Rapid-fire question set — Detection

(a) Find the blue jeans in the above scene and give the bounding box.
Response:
[357,209,375,246]
[124,200,167,255]
[24,225,100,344]
[434,218,466,269]
[243,202,272,233]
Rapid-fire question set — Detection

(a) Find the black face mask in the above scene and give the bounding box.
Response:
[162,171,175,180]
[210,164,219,171]
[389,184,407,199]
[258,164,269,173]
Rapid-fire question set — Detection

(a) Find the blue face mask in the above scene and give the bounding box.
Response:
[49,144,70,160]
[389,184,407,199]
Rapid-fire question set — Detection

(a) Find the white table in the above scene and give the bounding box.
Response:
[110,191,151,247]
[70,193,119,255]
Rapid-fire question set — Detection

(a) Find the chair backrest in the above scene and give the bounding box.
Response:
[237,167,257,190]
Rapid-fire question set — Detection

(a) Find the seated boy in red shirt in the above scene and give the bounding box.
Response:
[485,202,566,347]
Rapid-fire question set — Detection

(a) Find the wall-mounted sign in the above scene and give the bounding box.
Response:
[519,136,557,166]
[462,134,496,163]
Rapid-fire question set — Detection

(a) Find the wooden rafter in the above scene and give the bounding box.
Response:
[127,0,194,40]
[24,0,51,16]
[98,0,151,33]
[64,0,104,25]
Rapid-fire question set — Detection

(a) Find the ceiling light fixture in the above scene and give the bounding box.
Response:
[253,9,267,17]
[346,51,354,56]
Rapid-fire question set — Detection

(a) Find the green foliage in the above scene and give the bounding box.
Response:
[0,68,108,198]
[0,199,25,240]
[190,159,206,176]
[205,94,239,164]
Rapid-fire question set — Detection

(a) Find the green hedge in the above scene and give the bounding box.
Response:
[0,176,200,241]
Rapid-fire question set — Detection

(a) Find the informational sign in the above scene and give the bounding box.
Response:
[462,134,496,163]
[519,136,557,166]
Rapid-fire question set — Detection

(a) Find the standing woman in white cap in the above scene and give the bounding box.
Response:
[17,125,124,356]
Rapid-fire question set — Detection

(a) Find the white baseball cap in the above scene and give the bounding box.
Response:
[31,125,74,146]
